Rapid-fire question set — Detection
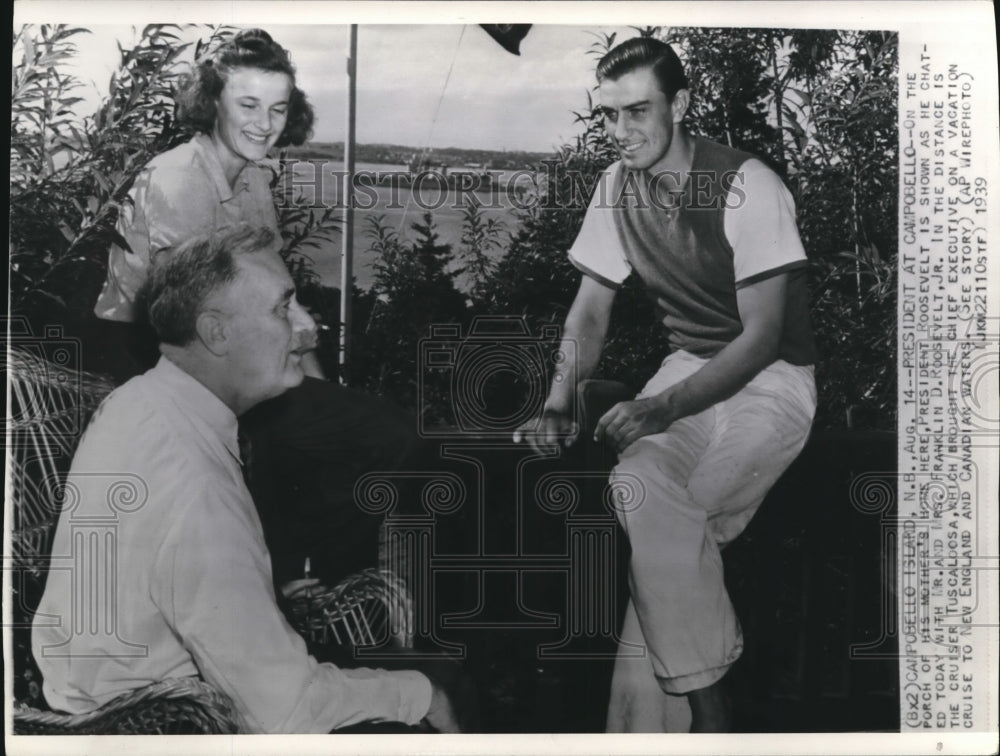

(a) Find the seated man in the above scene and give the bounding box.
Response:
[32,225,460,733]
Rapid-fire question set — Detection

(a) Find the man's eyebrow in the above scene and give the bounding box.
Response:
[599,99,651,114]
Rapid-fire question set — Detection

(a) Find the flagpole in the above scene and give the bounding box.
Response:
[339,24,357,385]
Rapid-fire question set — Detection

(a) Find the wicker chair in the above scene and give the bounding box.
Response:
[7,347,118,578]
[7,343,413,735]
[13,678,240,735]
[289,568,414,650]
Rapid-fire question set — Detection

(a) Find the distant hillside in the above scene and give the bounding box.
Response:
[284,141,555,171]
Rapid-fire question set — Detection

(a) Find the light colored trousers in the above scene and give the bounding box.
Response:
[605,350,817,732]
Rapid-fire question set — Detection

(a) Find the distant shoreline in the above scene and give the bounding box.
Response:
[283,140,555,172]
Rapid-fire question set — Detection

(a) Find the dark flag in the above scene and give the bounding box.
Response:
[479,24,532,55]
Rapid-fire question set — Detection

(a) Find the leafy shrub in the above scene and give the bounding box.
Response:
[455,202,506,301]
[11,24,194,320]
[355,212,469,418]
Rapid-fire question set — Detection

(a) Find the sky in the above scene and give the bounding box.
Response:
[58,23,637,153]
[18,1,917,154]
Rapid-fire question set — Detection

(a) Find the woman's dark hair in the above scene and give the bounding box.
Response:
[596,37,689,101]
[176,28,314,147]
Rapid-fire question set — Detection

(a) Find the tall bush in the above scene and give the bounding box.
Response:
[456,202,506,302]
[664,27,898,428]
[11,24,192,320]
[10,24,340,350]
[357,213,468,417]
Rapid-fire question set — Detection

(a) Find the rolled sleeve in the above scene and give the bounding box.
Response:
[152,476,431,733]
[96,168,219,321]
[724,159,808,287]
[567,166,632,289]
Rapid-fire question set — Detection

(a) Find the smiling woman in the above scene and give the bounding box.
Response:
[92,28,314,350]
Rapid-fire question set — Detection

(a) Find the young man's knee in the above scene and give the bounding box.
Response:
[611,438,688,492]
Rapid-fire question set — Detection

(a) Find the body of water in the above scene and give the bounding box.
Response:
[287,161,526,291]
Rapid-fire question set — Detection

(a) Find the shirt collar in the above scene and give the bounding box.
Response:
[149,355,243,464]
[192,132,276,204]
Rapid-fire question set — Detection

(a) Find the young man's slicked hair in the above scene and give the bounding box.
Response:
[596,37,689,101]
[143,225,278,346]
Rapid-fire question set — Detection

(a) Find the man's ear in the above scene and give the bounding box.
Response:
[671,89,691,123]
[195,309,229,356]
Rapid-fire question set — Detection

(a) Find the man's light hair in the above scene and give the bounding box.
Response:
[144,225,280,346]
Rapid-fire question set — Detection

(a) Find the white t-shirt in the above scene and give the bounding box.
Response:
[568,158,807,290]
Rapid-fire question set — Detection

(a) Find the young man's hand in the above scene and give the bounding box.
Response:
[512,408,579,454]
[595,396,675,453]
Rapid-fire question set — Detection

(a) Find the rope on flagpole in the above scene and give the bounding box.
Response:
[396,24,467,236]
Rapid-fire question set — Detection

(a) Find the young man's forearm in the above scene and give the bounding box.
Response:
[544,308,609,414]
[652,326,779,422]
[654,275,787,423]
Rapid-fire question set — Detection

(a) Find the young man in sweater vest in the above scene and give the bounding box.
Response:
[514,37,818,732]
